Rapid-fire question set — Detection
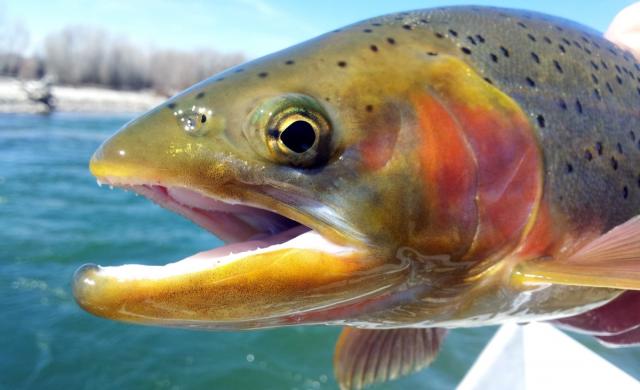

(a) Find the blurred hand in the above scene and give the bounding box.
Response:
[605,2,640,60]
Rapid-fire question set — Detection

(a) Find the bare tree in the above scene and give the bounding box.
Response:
[1,24,247,92]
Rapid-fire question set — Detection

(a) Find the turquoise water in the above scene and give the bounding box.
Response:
[0,114,638,389]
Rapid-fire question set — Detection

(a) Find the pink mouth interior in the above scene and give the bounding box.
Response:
[112,183,311,255]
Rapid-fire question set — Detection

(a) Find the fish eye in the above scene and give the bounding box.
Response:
[278,117,318,153]
[246,94,331,167]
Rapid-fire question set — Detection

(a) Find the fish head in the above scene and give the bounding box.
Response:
[74,30,439,329]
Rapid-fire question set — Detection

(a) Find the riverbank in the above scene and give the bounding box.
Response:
[0,77,165,114]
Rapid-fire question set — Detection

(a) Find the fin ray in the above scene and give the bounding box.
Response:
[334,327,446,390]
[513,215,640,290]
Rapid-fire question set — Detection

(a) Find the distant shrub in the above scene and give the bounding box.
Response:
[0,24,246,94]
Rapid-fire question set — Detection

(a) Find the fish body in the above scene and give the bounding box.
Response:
[73,6,640,389]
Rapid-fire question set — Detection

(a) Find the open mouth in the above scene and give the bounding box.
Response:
[131,183,309,248]
[74,174,409,328]
[84,179,353,280]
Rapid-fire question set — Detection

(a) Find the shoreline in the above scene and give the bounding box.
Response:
[0,77,166,114]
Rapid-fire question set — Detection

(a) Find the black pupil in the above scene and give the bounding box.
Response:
[280,120,316,153]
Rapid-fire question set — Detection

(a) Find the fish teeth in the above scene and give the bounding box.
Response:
[96,179,103,187]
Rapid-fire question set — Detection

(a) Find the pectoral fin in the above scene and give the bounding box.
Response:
[333,327,446,390]
[513,216,640,290]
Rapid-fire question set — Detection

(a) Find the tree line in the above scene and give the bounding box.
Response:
[0,24,246,95]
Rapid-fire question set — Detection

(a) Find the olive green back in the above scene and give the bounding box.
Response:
[372,6,640,231]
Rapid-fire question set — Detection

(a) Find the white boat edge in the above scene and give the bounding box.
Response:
[457,322,640,390]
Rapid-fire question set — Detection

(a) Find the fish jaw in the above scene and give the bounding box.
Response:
[76,108,410,328]
[72,181,410,329]
[73,228,408,329]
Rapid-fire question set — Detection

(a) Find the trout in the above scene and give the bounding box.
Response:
[73,6,640,389]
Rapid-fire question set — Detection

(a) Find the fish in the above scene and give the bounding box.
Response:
[73,6,640,389]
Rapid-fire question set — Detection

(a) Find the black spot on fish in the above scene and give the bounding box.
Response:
[337,61,347,68]
[402,24,413,30]
[435,32,444,39]
[258,72,268,78]
[617,142,623,154]
[195,92,205,99]
[630,131,636,141]
[420,19,429,24]
[576,99,583,114]
[363,29,373,33]
[387,37,396,44]
[601,60,609,70]
[167,102,176,110]
[527,33,536,42]
[562,38,571,46]
[593,89,601,101]
[573,40,582,49]
[285,60,295,65]
[584,47,592,55]
[611,157,619,170]
[553,60,563,73]
[461,47,472,55]
[591,74,599,84]
[366,105,373,112]
[370,45,378,52]
[427,52,438,56]
[483,77,493,85]
[617,75,623,85]
[590,60,599,70]
[584,149,593,161]
[559,44,566,53]
[517,22,527,29]
[596,142,603,155]
[372,23,382,27]
[606,82,614,93]
[490,53,498,63]
[566,163,574,173]
[467,36,477,45]
[526,77,536,87]
[536,114,545,128]
[531,52,540,64]
[500,46,510,57]
[543,36,552,44]
[558,98,568,110]
[623,186,629,199]
[448,29,458,37]
[476,34,486,43]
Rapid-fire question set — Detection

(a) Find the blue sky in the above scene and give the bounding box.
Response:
[2,0,638,58]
